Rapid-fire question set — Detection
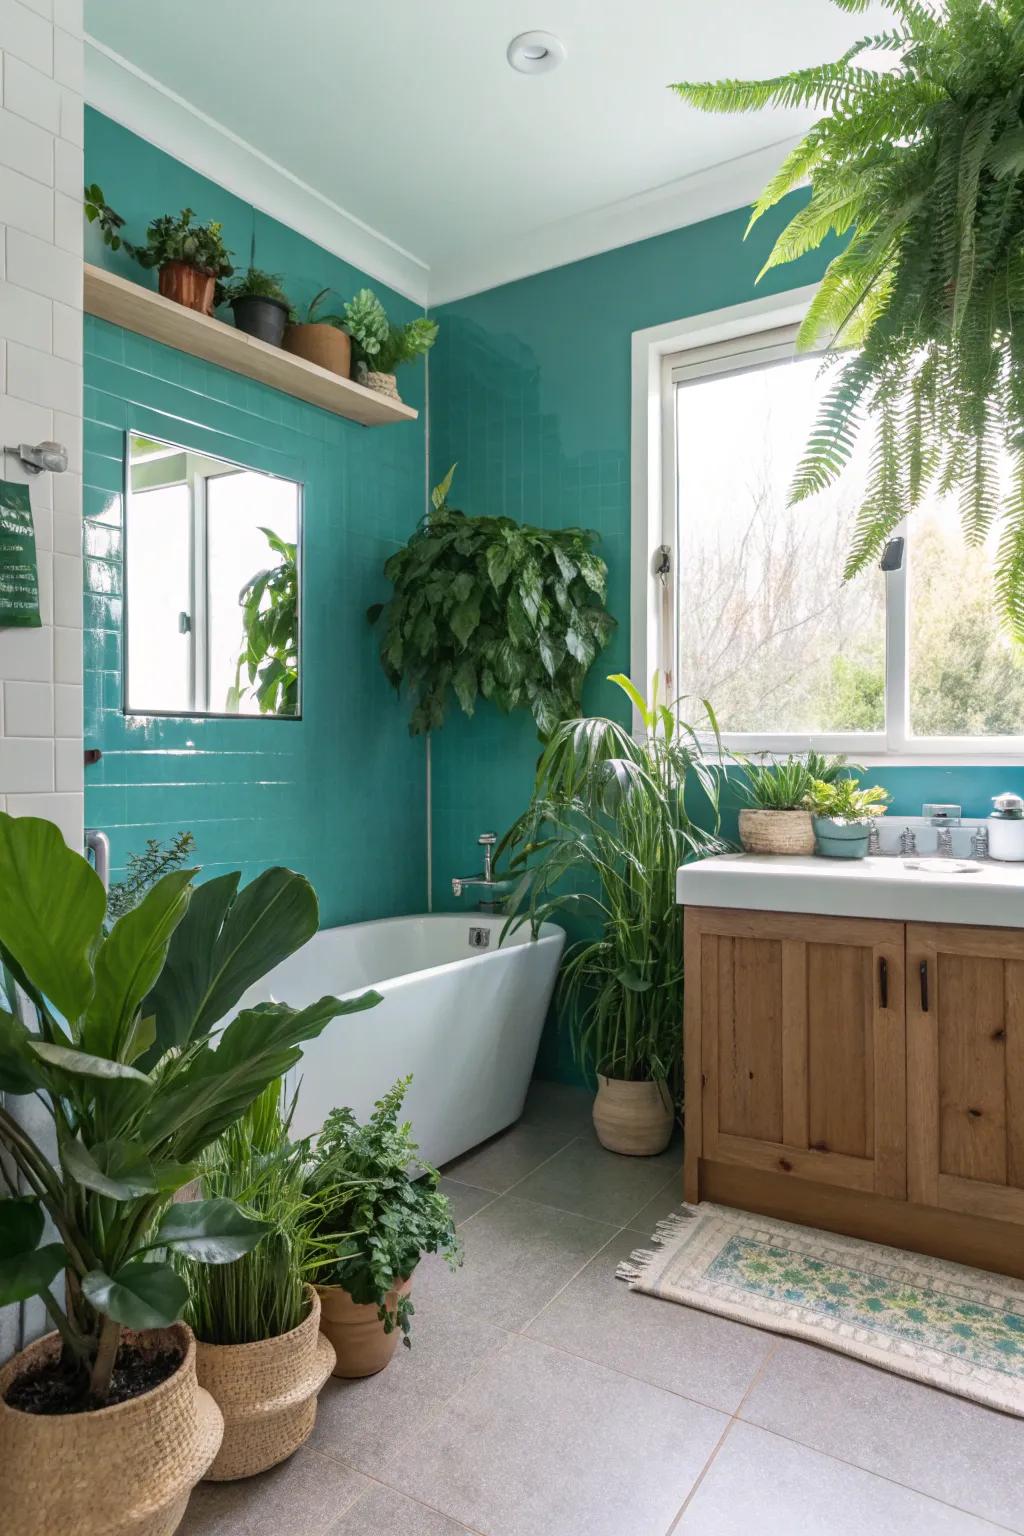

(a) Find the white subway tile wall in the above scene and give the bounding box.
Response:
[0,0,83,844]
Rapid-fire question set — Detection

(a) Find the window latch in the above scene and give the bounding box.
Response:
[178,611,192,634]
[654,544,672,584]
[879,537,905,572]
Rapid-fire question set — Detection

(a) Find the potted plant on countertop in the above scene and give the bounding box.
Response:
[808,777,890,860]
[343,287,437,400]
[737,751,859,856]
[0,813,379,1536]
[84,185,233,315]
[282,287,351,376]
[218,267,291,347]
[183,1084,335,1481]
[501,674,727,1155]
[303,1076,460,1378]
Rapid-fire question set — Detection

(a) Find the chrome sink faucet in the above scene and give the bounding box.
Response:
[452,833,506,911]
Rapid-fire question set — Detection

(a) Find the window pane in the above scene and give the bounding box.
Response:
[676,354,885,735]
[125,483,191,712]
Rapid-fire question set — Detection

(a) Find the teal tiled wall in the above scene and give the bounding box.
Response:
[83,112,428,923]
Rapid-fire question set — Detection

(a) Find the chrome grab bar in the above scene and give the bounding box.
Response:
[85,828,110,891]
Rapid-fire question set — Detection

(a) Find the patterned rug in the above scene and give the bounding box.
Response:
[618,1203,1024,1416]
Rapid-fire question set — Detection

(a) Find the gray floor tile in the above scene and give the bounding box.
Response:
[628,1172,688,1235]
[526,1229,772,1413]
[179,1448,367,1536]
[326,1484,475,1535]
[310,1297,507,1476]
[413,1193,618,1331]
[677,1421,1002,1535]
[520,1078,595,1133]
[741,1337,1024,1532]
[386,1334,726,1536]
[442,1121,578,1192]
[512,1131,683,1225]
[439,1176,498,1226]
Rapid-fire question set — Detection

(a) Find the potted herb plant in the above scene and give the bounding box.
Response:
[184,1085,334,1481]
[302,1077,460,1378]
[368,465,615,738]
[343,288,437,400]
[737,752,858,855]
[282,287,350,376]
[84,185,233,315]
[219,268,291,346]
[808,778,890,859]
[502,675,726,1155]
[0,814,379,1536]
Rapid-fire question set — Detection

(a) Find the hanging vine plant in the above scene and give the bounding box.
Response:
[673,0,1024,633]
[368,466,616,737]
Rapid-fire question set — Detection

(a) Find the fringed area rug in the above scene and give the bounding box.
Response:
[618,1203,1024,1416]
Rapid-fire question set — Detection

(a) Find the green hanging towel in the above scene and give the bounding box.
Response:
[0,480,41,628]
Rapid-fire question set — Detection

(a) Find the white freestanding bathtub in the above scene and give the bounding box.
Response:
[237,912,566,1167]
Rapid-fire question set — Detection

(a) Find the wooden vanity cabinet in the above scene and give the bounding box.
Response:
[684,906,1024,1277]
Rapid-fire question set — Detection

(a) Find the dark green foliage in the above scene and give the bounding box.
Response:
[343,289,438,374]
[368,466,616,737]
[106,832,196,924]
[739,752,860,809]
[219,267,290,306]
[227,527,299,716]
[673,0,1024,635]
[289,286,346,327]
[303,1077,460,1343]
[84,184,233,277]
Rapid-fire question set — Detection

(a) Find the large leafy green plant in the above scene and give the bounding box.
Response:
[84,185,233,278]
[500,676,725,1089]
[368,466,616,737]
[673,0,1024,633]
[227,526,299,716]
[343,288,438,375]
[0,814,379,1405]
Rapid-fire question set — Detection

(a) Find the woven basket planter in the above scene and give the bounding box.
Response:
[195,1286,334,1482]
[738,807,815,855]
[363,369,400,399]
[0,1323,222,1536]
[593,1075,674,1156]
[317,1277,413,1379]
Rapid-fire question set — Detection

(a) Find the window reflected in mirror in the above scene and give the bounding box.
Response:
[124,433,301,718]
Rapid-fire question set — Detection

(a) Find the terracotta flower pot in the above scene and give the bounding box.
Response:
[158,261,216,316]
[317,1276,413,1379]
[282,323,350,376]
[0,1322,222,1536]
[593,1075,674,1156]
[195,1286,334,1482]
[738,807,816,856]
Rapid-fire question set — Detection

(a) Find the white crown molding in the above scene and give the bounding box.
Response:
[428,137,804,308]
[84,36,432,308]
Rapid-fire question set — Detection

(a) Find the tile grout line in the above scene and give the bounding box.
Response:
[320,1456,492,1536]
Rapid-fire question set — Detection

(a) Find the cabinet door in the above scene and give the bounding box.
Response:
[908,923,1024,1225]
[685,908,906,1201]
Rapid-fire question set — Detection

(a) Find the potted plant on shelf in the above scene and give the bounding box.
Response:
[183,1084,334,1481]
[303,1077,460,1378]
[808,778,890,860]
[219,267,291,346]
[737,752,858,856]
[84,185,233,315]
[343,287,437,400]
[282,287,351,376]
[368,465,615,738]
[501,675,727,1155]
[0,813,379,1536]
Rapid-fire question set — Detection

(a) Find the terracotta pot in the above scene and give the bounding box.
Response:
[363,369,400,400]
[282,323,350,376]
[317,1276,413,1379]
[195,1286,334,1482]
[0,1322,222,1536]
[593,1075,675,1156]
[738,807,816,856]
[158,261,216,315]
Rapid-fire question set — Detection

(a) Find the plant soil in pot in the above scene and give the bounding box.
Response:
[195,1285,334,1482]
[159,260,216,315]
[317,1276,413,1378]
[593,1075,674,1156]
[0,1323,222,1536]
[738,807,816,856]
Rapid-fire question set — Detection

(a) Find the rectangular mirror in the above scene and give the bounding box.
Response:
[124,433,301,718]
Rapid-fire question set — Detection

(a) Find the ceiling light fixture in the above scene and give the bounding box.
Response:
[507,31,566,75]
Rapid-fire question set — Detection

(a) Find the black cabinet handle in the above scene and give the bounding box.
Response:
[879,957,888,1009]
[920,960,929,1013]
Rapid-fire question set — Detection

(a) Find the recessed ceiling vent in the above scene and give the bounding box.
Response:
[506,31,566,75]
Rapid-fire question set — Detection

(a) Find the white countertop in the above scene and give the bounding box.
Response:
[676,853,1024,927]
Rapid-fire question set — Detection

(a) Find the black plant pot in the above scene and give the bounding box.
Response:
[231,295,289,346]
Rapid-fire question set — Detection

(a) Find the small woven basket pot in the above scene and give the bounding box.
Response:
[363,369,400,399]
[738,808,815,855]
[0,1323,222,1536]
[316,1277,413,1379]
[195,1286,334,1482]
[593,1075,674,1156]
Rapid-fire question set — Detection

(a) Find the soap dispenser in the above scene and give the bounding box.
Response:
[988,792,1024,861]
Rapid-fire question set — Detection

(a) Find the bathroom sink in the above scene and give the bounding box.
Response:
[899,859,983,876]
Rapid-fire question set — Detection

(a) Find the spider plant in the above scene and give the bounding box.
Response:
[500,674,727,1090]
[740,752,861,809]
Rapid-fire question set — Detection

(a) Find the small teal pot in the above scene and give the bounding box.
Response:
[813,816,871,859]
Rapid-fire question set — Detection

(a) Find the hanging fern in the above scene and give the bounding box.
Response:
[673,0,1024,635]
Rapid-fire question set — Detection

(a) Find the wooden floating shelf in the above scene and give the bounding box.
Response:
[83,263,419,428]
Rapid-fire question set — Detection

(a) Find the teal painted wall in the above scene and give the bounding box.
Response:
[83,110,428,923]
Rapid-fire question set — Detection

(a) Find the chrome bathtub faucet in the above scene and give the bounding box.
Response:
[899,826,918,856]
[452,832,506,912]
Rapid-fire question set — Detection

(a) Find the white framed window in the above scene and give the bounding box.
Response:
[631,291,1024,764]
